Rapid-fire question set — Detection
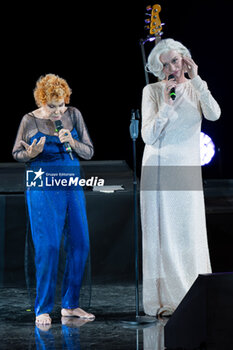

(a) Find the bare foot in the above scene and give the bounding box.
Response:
[35,313,52,325]
[61,307,95,320]
[61,316,91,327]
[36,323,52,332]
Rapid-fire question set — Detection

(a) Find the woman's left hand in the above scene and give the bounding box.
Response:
[183,57,198,79]
[56,129,75,148]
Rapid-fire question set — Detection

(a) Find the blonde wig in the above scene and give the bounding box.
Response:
[33,73,72,107]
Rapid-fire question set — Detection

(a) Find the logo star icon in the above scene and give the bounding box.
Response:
[33,168,45,181]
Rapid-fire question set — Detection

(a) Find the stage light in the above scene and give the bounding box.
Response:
[200,132,215,165]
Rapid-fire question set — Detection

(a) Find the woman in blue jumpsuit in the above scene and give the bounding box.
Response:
[12,74,95,324]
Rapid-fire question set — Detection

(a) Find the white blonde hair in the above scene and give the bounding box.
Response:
[145,38,192,80]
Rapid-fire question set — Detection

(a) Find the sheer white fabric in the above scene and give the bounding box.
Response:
[140,75,221,316]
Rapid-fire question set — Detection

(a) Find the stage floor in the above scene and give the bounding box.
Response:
[1,282,232,349]
[0,283,168,350]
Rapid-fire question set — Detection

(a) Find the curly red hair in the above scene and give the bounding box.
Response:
[33,74,72,107]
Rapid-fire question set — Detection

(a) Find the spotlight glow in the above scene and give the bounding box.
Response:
[200,132,215,165]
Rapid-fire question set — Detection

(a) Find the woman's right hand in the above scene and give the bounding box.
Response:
[164,78,177,105]
[20,136,46,158]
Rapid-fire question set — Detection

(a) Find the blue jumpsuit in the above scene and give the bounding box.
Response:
[26,128,90,316]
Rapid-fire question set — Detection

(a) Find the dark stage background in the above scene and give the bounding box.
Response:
[0,4,232,348]
[1,0,232,178]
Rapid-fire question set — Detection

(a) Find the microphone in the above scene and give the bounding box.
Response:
[168,74,176,100]
[55,120,74,160]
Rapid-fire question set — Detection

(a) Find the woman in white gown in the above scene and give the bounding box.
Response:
[140,39,221,317]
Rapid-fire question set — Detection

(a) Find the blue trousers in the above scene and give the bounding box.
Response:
[35,324,81,350]
[26,189,89,316]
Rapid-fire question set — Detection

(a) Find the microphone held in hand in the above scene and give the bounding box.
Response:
[55,120,74,160]
[168,74,176,100]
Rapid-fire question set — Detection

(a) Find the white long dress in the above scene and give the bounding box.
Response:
[140,75,221,316]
